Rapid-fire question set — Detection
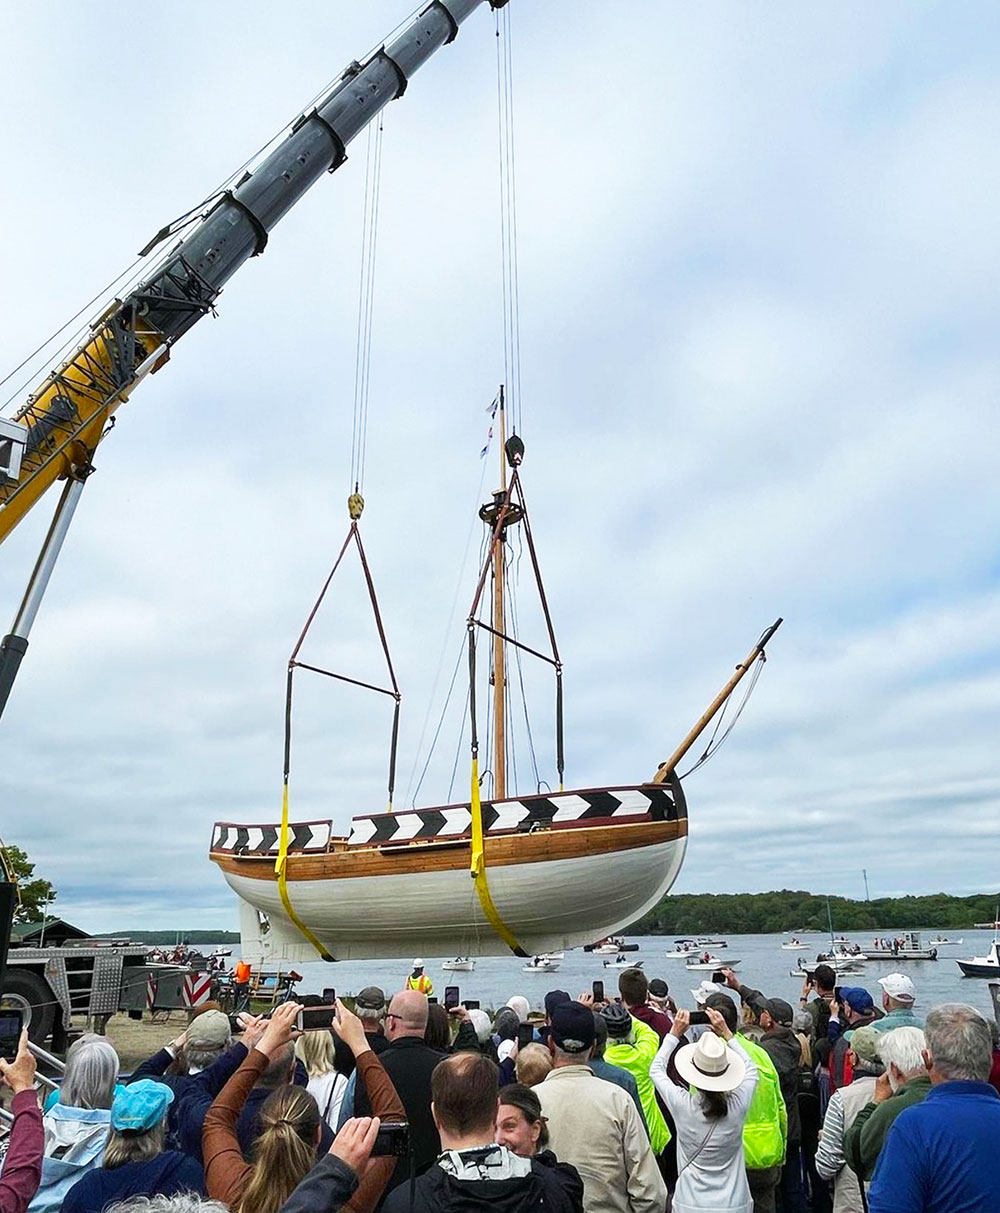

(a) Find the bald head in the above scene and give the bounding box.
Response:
[387,989,429,1039]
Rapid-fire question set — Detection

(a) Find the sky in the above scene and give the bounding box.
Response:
[0,1,998,932]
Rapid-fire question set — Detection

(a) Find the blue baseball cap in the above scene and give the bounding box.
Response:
[111,1080,174,1131]
[839,987,875,1015]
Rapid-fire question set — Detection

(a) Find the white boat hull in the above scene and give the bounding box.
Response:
[685,960,739,972]
[224,833,687,962]
[441,960,475,972]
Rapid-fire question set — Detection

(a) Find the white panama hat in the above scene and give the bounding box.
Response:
[674,1030,746,1093]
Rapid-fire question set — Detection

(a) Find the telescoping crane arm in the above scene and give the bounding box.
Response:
[0,0,507,545]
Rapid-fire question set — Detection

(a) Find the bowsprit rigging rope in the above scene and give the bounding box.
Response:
[679,652,767,779]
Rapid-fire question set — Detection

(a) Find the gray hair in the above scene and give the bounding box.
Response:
[876,1026,926,1084]
[104,1121,166,1169]
[62,1037,120,1110]
[104,1196,229,1213]
[355,1005,382,1025]
[184,1042,228,1072]
[924,1003,991,1083]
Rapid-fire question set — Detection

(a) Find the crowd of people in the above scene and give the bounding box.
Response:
[0,961,998,1213]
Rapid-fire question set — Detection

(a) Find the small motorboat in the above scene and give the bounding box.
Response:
[780,938,805,950]
[523,955,561,974]
[604,954,644,968]
[927,937,961,947]
[664,939,699,958]
[442,957,476,972]
[818,944,869,963]
[956,941,1000,978]
[685,956,738,972]
[696,937,727,948]
[539,951,565,961]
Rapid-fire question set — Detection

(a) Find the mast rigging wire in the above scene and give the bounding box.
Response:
[679,653,767,779]
[350,118,385,494]
[494,5,523,435]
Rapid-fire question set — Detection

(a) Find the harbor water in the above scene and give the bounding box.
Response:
[248,929,1000,1021]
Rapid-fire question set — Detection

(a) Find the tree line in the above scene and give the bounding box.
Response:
[629,889,1000,936]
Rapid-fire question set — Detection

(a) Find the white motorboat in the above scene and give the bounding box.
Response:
[593,942,623,955]
[685,957,738,972]
[665,939,699,959]
[442,957,476,972]
[927,937,961,947]
[780,938,805,950]
[818,944,869,963]
[523,955,561,974]
[696,937,727,948]
[956,941,1000,978]
[539,951,564,961]
[604,954,644,968]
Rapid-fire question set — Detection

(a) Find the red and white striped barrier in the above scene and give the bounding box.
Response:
[182,972,213,1008]
[146,974,158,1010]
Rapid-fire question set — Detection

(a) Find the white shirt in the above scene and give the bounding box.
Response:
[650,1034,758,1213]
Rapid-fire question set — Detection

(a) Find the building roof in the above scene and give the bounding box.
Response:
[10,917,90,944]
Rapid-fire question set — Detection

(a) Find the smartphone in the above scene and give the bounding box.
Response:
[322,987,336,1004]
[372,1121,410,1157]
[444,986,460,1010]
[0,1009,21,1061]
[517,1022,535,1050]
[711,970,726,984]
[688,1010,710,1025]
[464,998,480,1011]
[296,1005,337,1031]
[428,996,438,1004]
[592,980,605,1002]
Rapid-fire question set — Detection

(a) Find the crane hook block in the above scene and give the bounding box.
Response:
[348,492,365,520]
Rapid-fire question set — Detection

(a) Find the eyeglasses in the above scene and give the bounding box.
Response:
[385,1012,402,1023]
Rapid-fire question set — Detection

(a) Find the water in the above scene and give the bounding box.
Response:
[250,929,1000,1020]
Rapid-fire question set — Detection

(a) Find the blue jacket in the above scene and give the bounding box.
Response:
[62,1151,204,1213]
[868,1080,1000,1212]
[174,1043,316,1161]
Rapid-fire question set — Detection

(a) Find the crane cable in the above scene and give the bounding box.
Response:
[466,4,531,956]
[275,115,392,960]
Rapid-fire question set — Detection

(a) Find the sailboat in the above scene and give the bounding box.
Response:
[210,400,780,962]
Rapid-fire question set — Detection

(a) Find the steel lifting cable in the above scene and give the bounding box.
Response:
[494,5,523,434]
[276,111,392,960]
[350,118,385,496]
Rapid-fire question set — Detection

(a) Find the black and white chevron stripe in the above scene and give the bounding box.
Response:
[350,785,681,847]
[210,784,683,856]
[211,820,331,856]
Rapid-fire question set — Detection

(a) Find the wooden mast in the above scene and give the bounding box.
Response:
[493,386,508,799]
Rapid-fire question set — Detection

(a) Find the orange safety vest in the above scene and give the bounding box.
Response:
[406,972,433,995]
[234,961,252,984]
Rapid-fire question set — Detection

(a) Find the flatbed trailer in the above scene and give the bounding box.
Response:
[4,940,206,1049]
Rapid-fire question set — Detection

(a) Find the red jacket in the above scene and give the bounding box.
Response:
[0,1090,43,1213]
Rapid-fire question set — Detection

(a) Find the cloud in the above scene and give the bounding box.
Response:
[0,1,997,932]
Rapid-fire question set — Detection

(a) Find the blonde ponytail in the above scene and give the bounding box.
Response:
[237,1086,320,1213]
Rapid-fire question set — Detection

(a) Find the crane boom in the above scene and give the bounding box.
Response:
[0,0,506,544]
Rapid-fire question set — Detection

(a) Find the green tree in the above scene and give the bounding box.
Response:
[1,843,57,924]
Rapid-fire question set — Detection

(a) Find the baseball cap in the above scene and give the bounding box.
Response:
[355,986,386,1011]
[549,1001,596,1054]
[186,1009,231,1048]
[544,989,571,1018]
[691,980,727,1005]
[840,987,875,1014]
[111,1080,174,1132]
[648,979,669,998]
[877,973,915,1003]
[764,998,794,1026]
[848,1025,880,1063]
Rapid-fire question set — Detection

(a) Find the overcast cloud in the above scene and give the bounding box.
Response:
[0,1,997,932]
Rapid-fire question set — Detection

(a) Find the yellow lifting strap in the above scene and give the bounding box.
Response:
[275,782,334,961]
[469,757,528,957]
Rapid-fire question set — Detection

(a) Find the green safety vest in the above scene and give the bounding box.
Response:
[736,1032,787,1170]
[604,1017,671,1154]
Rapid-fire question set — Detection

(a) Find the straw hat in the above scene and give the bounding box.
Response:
[674,1031,746,1093]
